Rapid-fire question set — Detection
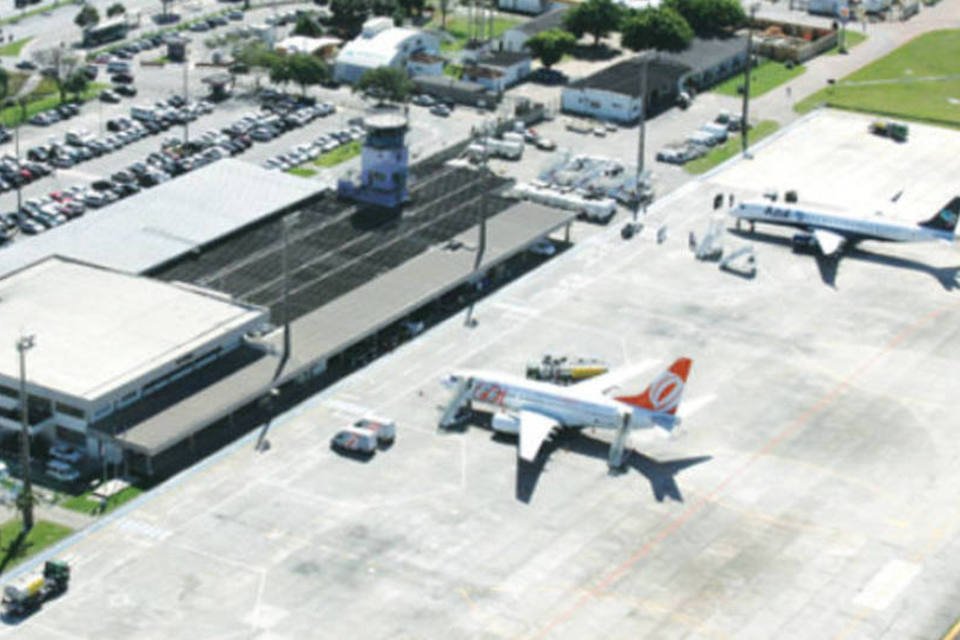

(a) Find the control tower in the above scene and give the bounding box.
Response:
[337,112,409,210]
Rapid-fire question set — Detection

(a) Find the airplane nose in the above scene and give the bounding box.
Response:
[440,374,459,389]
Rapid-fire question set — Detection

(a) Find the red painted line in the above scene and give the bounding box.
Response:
[531,304,953,639]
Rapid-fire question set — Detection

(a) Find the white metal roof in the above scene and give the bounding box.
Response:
[335,26,433,69]
[0,257,268,402]
[0,160,321,278]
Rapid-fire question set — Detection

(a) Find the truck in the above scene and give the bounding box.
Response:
[353,416,396,446]
[869,120,909,142]
[2,560,70,618]
[482,137,524,160]
[526,355,609,385]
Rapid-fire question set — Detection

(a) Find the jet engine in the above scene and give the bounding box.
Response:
[491,412,520,435]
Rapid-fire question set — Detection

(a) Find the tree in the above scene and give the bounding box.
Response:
[64,70,89,102]
[292,14,325,37]
[438,0,450,28]
[330,0,370,37]
[74,4,100,28]
[269,55,293,91]
[106,2,126,17]
[287,53,330,95]
[0,68,9,105]
[397,0,425,17]
[354,65,413,104]
[524,29,576,70]
[620,7,693,53]
[666,0,744,37]
[564,0,621,46]
[32,47,82,104]
[371,0,397,16]
[234,41,278,89]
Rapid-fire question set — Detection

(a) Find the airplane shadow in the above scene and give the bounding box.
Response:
[516,429,712,504]
[728,228,958,290]
[441,412,712,503]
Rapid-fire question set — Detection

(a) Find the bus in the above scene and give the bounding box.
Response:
[82,18,130,48]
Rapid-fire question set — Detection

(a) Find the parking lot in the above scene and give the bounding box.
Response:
[6,110,959,639]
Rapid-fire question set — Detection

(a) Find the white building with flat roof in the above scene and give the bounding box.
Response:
[334,17,439,84]
[0,257,269,460]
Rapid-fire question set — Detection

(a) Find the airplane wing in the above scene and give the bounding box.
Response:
[518,410,558,462]
[572,359,657,397]
[813,229,847,256]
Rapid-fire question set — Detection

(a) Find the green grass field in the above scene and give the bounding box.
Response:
[0,520,73,574]
[795,29,960,126]
[0,37,33,57]
[712,61,806,98]
[684,120,780,175]
[431,15,519,52]
[60,486,142,516]
[0,82,107,127]
[313,140,361,168]
[825,29,867,55]
[287,166,317,177]
[0,0,64,25]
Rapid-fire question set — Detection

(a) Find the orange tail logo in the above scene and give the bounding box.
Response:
[615,358,692,415]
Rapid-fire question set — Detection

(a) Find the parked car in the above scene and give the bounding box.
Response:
[111,72,135,84]
[50,442,83,464]
[114,84,137,97]
[430,104,451,117]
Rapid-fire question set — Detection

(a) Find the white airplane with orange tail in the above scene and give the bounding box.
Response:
[440,358,693,470]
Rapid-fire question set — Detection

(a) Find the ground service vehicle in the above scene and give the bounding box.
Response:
[331,427,378,455]
[354,417,396,445]
[525,355,609,384]
[2,561,70,618]
[869,120,908,142]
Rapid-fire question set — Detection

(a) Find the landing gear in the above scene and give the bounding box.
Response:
[607,413,631,474]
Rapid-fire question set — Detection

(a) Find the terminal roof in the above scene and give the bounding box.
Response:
[0,257,266,402]
[0,160,321,278]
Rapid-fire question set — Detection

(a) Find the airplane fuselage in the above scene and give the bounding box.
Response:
[730,202,954,244]
[461,370,652,431]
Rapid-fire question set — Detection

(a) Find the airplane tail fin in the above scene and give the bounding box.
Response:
[615,358,692,416]
[918,197,960,234]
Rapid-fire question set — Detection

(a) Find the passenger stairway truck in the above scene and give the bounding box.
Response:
[2,560,70,618]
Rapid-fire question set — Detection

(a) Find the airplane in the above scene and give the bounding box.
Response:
[439,358,693,470]
[728,196,960,257]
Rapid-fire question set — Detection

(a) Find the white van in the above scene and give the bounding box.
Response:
[331,427,378,454]
[65,129,94,146]
[354,416,396,445]
[130,105,158,122]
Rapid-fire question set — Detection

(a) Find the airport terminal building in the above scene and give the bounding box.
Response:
[0,257,269,462]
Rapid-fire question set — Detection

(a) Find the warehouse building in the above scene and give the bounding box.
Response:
[334,17,439,84]
[561,38,748,123]
[0,257,269,463]
[497,6,569,52]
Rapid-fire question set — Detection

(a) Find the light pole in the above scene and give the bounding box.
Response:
[182,44,190,144]
[634,53,649,222]
[16,335,35,532]
[14,114,22,212]
[740,2,760,158]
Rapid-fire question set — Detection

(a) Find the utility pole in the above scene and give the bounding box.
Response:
[16,335,35,532]
[14,116,22,212]
[634,54,649,222]
[182,44,190,144]
[741,3,760,158]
